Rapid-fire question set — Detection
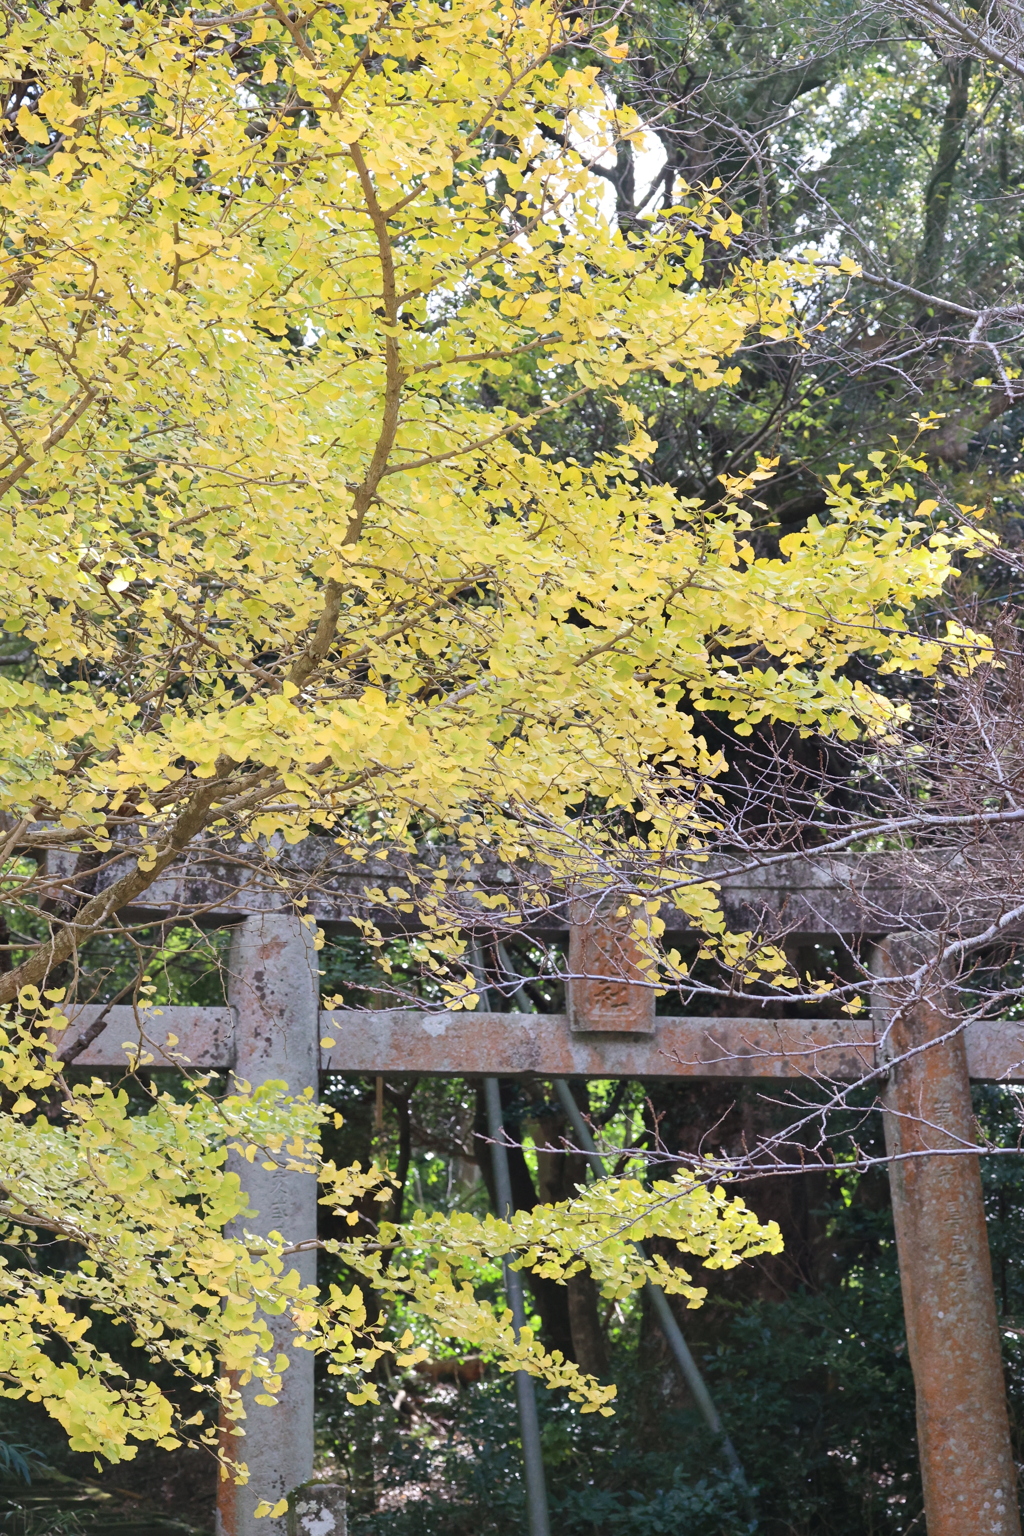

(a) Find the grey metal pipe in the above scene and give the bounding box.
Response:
[469,947,550,1536]
[484,1077,552,1536]
[550,1077,748,1488]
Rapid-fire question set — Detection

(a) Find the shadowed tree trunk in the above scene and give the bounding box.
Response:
[917,56,972,292]
[474,1080,575,1361]
[533,1083,609,1376]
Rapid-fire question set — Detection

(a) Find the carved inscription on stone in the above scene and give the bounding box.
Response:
[567,903,655,1035]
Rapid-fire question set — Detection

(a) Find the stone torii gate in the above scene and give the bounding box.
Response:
[52,855,1024,1536]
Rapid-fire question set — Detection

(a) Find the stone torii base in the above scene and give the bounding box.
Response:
[58,913,1024,1536]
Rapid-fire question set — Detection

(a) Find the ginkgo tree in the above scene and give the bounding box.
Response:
[0,0,992,1486]
[0,0,987,988]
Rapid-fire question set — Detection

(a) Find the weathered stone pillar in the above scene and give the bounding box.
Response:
[216,914,320,1536]
[874,932,1020,1536]
[287,1481,346,1536]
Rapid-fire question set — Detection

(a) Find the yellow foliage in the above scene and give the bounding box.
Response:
[0,0,987,1003]
[0,1013,776,1467]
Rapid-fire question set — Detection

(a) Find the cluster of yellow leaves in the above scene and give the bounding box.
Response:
[0,1011,359,1466]
[0,0,991,960]
[0,1009,777,1466]
[352,1174,780,1416]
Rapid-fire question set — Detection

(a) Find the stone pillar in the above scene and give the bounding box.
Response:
[874,933,1020,1536]
[217,914,320,1536]
[287,1482,346,1536]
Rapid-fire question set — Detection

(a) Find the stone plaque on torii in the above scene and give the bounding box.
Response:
[49,851,1024,1536]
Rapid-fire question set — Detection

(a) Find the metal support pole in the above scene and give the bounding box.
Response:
[874,932,1020,1536]
[217,914,320,1536]
[484,1077,552,1536]
[550,1079,747,1487]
